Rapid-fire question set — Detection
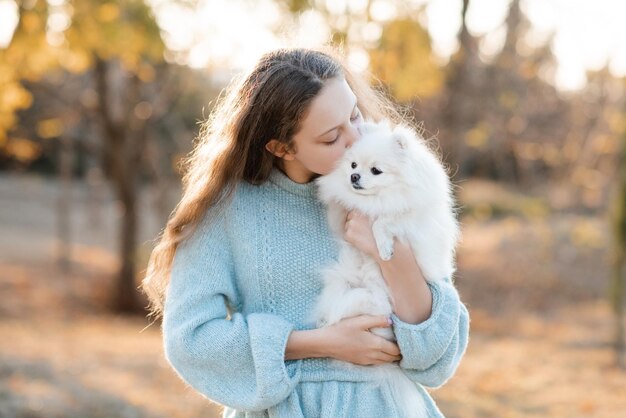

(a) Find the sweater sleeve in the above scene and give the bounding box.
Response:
[162,206,301,412]
[390,276,470,389]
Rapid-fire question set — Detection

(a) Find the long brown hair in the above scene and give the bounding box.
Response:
[141,46,410,320]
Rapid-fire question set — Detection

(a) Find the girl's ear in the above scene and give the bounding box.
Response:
[265,139,295,161]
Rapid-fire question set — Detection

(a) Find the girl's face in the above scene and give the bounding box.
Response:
[266,77,363,183]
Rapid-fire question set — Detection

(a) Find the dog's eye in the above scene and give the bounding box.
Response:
[371,167,383,175]
[351,162,357,169]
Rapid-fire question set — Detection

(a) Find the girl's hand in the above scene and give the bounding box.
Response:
[343,210,381,261]
[322,314,402,366]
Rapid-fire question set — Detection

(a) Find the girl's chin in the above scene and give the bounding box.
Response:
[309,172,323,181]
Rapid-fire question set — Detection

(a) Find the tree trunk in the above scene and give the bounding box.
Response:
[94,56,143,313]
[115,176,140,312]
[611,134,626,369]
[442,0,477,179]
[56,134,72,272]
[611,250,625,369]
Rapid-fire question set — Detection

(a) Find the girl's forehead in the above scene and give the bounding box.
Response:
[299,78,357,138]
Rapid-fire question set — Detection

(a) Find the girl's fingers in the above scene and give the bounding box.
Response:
[373,352,402,364]
[372,315,392,328]
[381,340,402,357]
[360,315,391,330]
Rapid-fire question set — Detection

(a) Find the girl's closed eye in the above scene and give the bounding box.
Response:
[324,108,362,146]
[324,135,340,146]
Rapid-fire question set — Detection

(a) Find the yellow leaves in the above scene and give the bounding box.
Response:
[64,0,165,70]
[5,0,165,74]
[0,72,32,142]
[36,118,64,139]
[458,178,550,221]
[137,63,155,82]
[572,166,603,190]
[520,61,538,80]
[591,134,618,155]
[465,122,490,149]
[98,2,120,22]
[513,141,565,167]
[570,218,604,249]
[20,11,44,34]
[59,48,92,73]
[499,90,519,109]
[120,51,140,72]
[2,137,41,162]
[0,114,16,145]
[606,109,626,134]
[0,0,166,141]
[571,167,605,208]
[0,80,33,111]
[368,18,443,102]
[515,141,543,160]
[542,143,562,166]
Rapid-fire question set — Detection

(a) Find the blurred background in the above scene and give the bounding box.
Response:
[1,0,626,417]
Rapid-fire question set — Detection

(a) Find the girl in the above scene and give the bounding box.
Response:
[142,47,470,418]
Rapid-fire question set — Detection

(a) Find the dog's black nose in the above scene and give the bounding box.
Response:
[351,173,360,183]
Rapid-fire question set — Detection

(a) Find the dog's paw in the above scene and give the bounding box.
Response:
[370,326,396,341]
[316,317,329,328]
[379,249,393,261]
[378,243,394,261]
[372,219,395,261]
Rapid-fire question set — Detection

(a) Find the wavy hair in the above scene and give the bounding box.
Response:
[141,46,410,320]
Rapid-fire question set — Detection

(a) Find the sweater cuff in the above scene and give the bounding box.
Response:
[247,313,302,407]
[390,278,461,370]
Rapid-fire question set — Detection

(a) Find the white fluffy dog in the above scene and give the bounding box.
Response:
[308,120,461,418]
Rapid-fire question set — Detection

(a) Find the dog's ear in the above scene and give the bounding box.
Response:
[360,119,393,138]
[358,120,378,135]
[392,125,415,150]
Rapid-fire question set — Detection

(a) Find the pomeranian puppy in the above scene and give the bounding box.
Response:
[308,120,461,418]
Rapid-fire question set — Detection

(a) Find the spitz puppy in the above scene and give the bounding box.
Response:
[308,120,461,418]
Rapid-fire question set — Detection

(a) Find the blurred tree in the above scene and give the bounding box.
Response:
[610,100,626,369]
[275,0,444,114]
[2,0,170,313]
[565,67,624,210]
[277,0,354,49]
[440,0,481,179]
[369,18,443,102]
[437,0,572,187]
[0,0,51,158]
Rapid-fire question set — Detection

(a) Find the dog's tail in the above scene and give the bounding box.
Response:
[377,364,428,418]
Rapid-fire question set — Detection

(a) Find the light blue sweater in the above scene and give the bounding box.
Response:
[163,167,470,418]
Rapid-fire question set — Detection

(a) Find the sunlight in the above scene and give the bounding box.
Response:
[0,0,18,48]
[1,0,625,91]
[524,0,626,90]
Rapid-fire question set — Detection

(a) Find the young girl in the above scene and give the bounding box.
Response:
[142,47,470,418]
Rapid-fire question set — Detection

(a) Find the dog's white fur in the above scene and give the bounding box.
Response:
[308,120,460,418]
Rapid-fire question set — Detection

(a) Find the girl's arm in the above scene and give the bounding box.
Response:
[376,239,433,324]
[343,211,470,388]
[163,207,301,412]
[285,316,401,364]
[389,274,470,388]
[284,329,328,360]
[377,244,469,389]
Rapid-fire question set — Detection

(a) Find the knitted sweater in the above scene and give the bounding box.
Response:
[163,167,470,418]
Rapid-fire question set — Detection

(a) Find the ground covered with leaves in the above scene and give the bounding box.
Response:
[1,176,625,417]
